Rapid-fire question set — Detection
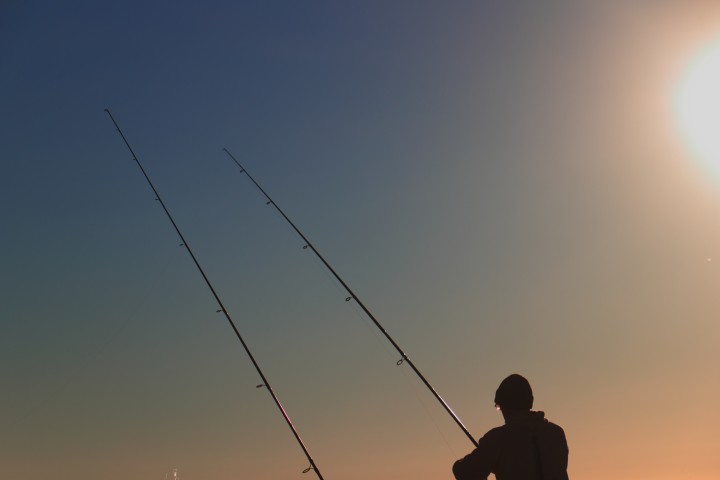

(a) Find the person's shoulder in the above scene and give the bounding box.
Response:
[545,419,566,433]
[534,412,564,431]
[542,419,568,444]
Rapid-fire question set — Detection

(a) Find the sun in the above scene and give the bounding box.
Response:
[674,35,720,176]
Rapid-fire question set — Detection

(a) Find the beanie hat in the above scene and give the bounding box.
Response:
[494,374,533,410]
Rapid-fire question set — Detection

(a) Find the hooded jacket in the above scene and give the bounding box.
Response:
[452,411,569,480]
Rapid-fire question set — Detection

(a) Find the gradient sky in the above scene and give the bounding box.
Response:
[2,1,720,479]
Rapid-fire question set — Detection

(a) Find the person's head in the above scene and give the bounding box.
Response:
[494,374,533,413]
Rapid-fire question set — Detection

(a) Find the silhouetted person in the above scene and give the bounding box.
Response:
[453,374,569,480]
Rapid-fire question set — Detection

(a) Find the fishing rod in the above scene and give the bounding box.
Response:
[222,148,479,448]
[104,109,326,479]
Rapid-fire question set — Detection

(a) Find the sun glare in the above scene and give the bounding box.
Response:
[675,35,720,177]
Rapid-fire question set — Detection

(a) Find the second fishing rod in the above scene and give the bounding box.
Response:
[222,148,479,448]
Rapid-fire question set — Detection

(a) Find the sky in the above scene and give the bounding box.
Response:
[2,1,720,479]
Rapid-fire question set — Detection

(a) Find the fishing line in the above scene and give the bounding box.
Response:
[104,110,326,479]
[222,148,478,447]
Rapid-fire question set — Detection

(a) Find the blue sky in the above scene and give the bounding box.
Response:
[2,2,720,479]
